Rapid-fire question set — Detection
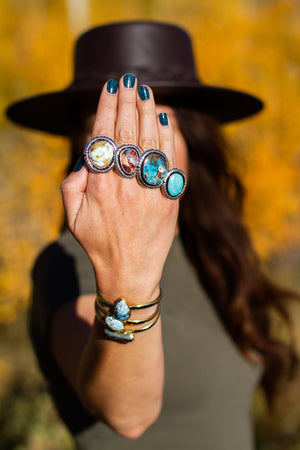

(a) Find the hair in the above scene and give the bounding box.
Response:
[174,107,299,407]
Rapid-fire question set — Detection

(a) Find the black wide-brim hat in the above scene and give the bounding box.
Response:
[6,21,264,136]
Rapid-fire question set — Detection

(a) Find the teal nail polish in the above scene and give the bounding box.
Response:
[138,85,150,101]
[73,155,85,172]
[107,79,118,94]
[159,112,168,126]
[123,73,136,88]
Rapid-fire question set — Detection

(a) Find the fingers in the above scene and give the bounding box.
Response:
[157,112,176,168]
[91,74,175,159]
[88,74,178,191]
[137,85,159,151]
[92,74,140,148]
[92,79,118,138]
[114,74,138,146]
[135,85,175,168]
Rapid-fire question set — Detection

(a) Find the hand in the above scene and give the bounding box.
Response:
[61,74,179,303]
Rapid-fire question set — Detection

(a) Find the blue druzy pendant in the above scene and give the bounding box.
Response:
[137,150,169,188]
[105,315,125,332]
[114,299,131,321]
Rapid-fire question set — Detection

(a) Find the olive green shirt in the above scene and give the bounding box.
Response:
[29,231,261,449]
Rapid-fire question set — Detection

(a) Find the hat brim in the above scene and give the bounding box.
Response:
[6,83,264,136]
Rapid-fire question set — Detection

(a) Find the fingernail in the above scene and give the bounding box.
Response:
[73,155,85,172]
[107,79,118,94]
[138,85,150,101]
[159,112,168,126]
[123,73,136,88]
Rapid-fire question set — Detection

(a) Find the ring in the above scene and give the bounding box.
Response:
[161,168,187,199]
[137,149,169,188]
[114,144,141,178]
[84,136,116,173]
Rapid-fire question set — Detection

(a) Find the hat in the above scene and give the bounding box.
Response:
[6,21,264,136]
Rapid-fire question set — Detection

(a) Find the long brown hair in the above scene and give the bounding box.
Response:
[176,107,298,406]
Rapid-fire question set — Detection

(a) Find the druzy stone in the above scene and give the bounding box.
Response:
[90,140,114,168]
[167,172,184,197]
[104,328,134,342]
[143,154,167,186]
[105,315,125,332]
[120,148,139,174]
[114,299,130,321]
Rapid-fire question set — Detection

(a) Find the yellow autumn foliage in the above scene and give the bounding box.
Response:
[1,0,300,323]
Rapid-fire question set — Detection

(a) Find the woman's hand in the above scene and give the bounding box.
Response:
[62,74,179,303]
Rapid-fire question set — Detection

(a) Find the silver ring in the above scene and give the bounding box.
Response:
[114,144,141,178]
[136,149,169,188]
[161,168,187,199]
[84,136,116,173]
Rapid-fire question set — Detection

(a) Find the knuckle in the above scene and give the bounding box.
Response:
[61,177,71,194]
[96,127,113,138]
[121,96,136,107]
[116,129,135,144]
[160,131,173,143]
[102,101,116,113]
[139,136,157,150]
[139,100,154,113]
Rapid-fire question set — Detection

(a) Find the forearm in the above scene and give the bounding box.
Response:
[77,286,164,439]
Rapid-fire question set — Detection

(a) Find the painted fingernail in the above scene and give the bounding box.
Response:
[123,73,136,88]
[73,155,85,172]
[138,85,150,101]
[159,112,168,126]
[107,79,118,94]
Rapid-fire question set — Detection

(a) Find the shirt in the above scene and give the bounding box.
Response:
[29,230,261,449]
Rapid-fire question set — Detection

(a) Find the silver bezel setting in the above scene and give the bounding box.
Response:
[114,144,141,178]
[136,149,169,188]
[161,168,187,199]
[84,136,116,173]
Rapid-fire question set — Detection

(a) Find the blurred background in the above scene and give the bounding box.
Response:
[0,0,300,448]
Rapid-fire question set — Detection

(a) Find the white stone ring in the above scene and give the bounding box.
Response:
[161,168,187,200]
[84,136,117,173]
[114,144,141,178]
[136,149,169,188]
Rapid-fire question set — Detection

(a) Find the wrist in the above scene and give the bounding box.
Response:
[94,275,161,306]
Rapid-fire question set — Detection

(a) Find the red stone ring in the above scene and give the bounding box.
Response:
[114,144,142,178]
[84,136,117,173]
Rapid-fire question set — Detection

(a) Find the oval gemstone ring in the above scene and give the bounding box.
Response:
[161,168,187,199]
[84,136,116,173]
[114,144,141,178]
[137,149,169,188]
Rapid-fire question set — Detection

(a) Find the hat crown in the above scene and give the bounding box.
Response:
[73,21,200,86]
[6,20,264,136]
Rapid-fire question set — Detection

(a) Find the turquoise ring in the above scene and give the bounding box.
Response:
[137,149,169,188]
[114,144,141,178]
[161,168,186,199]
[84,136,116,173]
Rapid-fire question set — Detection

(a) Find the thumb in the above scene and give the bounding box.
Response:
[61,156,89,232]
